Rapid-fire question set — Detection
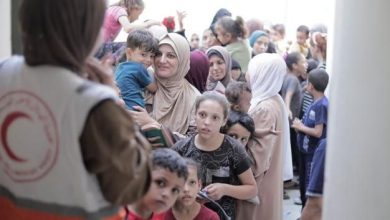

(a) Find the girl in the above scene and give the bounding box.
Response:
[103,0,160,43]
[214,16,251,73]
[206,46,232,92]
[172,92,257,220]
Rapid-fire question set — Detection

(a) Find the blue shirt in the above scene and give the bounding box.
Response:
[115,61,152,110]
[298,96,328,154]
[307,139,326,197]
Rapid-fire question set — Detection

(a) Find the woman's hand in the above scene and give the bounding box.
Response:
[85,56,116,88]
[129,106,159,128]
[203,183,226,201]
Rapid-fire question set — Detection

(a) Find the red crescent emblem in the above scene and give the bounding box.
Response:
[1,111,31,162]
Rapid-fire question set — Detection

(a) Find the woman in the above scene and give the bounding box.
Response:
[131,33,200,134]
[236,53,290,220]
[206,46,232,92]
[0,0,151,219]
[185,49,210,93]
[249,30,270,57]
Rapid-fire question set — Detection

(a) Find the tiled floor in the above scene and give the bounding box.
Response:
[283,189,302,220]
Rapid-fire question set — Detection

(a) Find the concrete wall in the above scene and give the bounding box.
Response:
[324,0,390,219]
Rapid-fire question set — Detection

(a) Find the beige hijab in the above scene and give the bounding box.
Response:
[151,33,200,134]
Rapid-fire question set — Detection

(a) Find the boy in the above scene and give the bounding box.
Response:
[292,68,329,208]
[115,29,158,110]
[289,25,311,58]
[301,139,327,220]
[126,148,189,220]
[281,52,306,183]
[225,81,252,113]
[164,159,220,220]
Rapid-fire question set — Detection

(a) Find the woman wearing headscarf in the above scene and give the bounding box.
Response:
[206,46,232,92]
[249,30,270,57]
[236,53,291,220]
[131,33,200,135]
[0,0,151,218]
[185,50,209,93]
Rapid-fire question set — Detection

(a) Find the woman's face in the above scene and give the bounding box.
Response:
[208,54,227,81]
[155,44,179,79]
[253,36,269,55]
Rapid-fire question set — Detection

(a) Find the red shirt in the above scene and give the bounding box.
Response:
[162,205,220,220]
[126,210,165,220]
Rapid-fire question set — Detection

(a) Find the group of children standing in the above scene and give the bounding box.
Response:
[103,1,330,219]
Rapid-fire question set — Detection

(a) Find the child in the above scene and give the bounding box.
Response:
[282,52,306,176]
[225,81,252,113]
[115,29,158,110]
[231,59,246,82]
[126,148,189,220]
[291,68,329,208]
[289,25,311,58]
[164,159,220,220]
[215,16,251,73]
[172,92,257,220]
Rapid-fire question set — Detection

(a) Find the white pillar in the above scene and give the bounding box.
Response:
[0,0,11,59]
[324,0,390,219]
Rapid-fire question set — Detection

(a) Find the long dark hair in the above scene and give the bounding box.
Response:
[19,0,106,73]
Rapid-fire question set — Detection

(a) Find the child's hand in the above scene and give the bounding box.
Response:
[203,183,226,201]
[291,117,303,130]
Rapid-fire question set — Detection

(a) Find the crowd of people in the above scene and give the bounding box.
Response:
[0,0,329,220]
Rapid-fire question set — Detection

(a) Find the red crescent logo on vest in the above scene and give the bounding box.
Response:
[0,91,59,182]
[1,111,31,162]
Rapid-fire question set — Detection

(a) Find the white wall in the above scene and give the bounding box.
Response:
[324,0,390,219]
[0,0,11,59]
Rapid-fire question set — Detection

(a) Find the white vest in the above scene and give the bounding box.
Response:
[0,56,119,218]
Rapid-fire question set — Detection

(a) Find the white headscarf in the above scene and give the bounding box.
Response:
[247,53,293,181]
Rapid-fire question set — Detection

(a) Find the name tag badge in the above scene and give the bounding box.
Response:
[309,110,316,120]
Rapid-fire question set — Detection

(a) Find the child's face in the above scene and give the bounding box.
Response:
[177,166,201,207]
[196,99,226,139]
[226,123,251,147]
[296,31,308,46]
[215,25,231,45]
[230,69,241,81]
[190,34,200,49]
[126,47,155,69]
[238,90,252,113]
[128,7,144,22]
[209,55,227,81]
[142,168,186,214]
[293,54,308,75]
[253,36,269,55]
[270,29,283,42]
